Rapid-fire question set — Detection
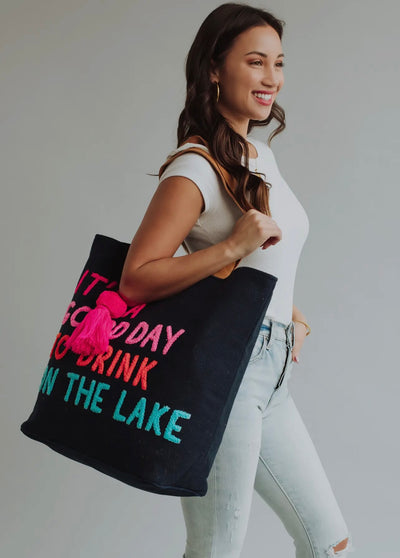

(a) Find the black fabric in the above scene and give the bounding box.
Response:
[20,234,277,496]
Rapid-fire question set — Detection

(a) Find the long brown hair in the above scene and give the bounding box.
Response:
[156,3,286,216]
[177,2,285,215]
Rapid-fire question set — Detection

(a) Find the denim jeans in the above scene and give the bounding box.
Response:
[181,317,355,558]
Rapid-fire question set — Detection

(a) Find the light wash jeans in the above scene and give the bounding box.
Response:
[181,317,355,558]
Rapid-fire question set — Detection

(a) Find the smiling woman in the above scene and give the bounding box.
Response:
[208,24,285,138]
[119,2,354,557]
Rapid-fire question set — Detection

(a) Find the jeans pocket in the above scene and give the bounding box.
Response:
[248,333,266,363]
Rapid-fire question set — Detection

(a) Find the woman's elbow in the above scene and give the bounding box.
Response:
[118,276,148,306]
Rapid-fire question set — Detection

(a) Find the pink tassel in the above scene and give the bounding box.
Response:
[65,290,127,357]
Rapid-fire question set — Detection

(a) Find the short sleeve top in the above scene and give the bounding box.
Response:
[159,137,310,326]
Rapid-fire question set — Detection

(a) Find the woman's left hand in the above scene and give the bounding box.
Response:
[291,321,308,363]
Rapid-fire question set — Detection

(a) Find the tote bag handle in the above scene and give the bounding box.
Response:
[158,135,248,279]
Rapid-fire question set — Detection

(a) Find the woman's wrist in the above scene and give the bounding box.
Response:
[293,319,311,336]
[292,304,310,336]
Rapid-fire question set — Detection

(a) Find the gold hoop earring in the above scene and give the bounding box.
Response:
[216,82,220,103]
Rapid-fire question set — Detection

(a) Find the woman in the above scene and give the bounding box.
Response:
[119,3,354,557]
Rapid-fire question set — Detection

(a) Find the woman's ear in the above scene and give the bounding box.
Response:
[209,59,219,83]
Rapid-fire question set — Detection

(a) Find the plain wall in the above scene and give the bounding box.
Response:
[2,1,399,556]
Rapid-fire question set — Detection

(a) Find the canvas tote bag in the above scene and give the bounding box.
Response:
[20,135,278,496]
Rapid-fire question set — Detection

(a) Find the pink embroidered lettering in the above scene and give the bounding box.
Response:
[73,269,89,295]
[82,272,108,295]
[163,325,186,355]
[140,324,163,352]
[125,321,149,344]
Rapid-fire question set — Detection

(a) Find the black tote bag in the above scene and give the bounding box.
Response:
[20,138,278,497]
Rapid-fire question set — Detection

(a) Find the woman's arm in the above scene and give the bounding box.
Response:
[291,304,310,362]
[119,175,240,305]
[292,304,307,324]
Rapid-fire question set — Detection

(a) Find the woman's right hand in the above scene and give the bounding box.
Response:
[226,209,282,259]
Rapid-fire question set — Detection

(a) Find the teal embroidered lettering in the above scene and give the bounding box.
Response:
[164,410,192,444]
[112,391,192,443]
[144,402,171,435]
[75,376,97,409]
[39,365,59,395]
[90,382,111,413]
[64,372,80,402]
[113,388,128,422]
[126,396,147,428]
[64,373,110,414]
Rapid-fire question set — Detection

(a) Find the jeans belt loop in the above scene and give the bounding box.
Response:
[265,319,274,349]
[286,321,294,350]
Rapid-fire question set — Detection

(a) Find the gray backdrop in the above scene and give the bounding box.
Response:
[2,1,399,556]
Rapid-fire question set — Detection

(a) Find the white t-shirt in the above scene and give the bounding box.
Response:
[159,137,309,326]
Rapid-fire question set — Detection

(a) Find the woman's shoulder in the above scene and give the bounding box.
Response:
[159,144,221,182]
[159,145,223,215]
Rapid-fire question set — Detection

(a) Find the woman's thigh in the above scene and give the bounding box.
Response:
[180,327,289,558]
[180,323,355,557]
[181,396,262,558]
[254,363,355,557]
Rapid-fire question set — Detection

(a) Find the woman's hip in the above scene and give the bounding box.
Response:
[235,316,296,410]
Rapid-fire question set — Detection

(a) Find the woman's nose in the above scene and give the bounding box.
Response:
[262,67,281,88]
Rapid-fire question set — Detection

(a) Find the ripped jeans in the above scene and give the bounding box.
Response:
[181,317,355,558]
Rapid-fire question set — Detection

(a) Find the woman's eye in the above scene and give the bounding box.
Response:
[250,60,285,67]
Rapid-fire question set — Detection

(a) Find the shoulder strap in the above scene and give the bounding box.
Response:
[158,135,244,279]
